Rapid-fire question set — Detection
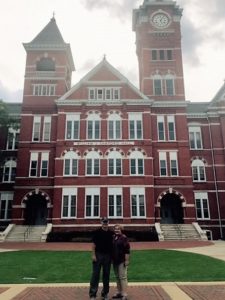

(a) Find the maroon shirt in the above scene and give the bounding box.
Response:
[112,234,130,265]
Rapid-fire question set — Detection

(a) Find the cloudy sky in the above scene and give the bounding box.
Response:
[0,0,225,103]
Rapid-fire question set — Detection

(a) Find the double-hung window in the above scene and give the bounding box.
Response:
[86,151,100,175]
[157,116,165,141]
[130,151,144,175]
[154,78,163,95]
[62,188,76,218]
[64,151,78,176]
[159,152,167,176]
[189,126,202,149]
[108,151,122,175]
[87,113,100,140]
[167,116,176,141]
[129,113,142,140]
[0,192,13,220]
[108,114,121,139]
[7,128,20,150]
[3,160,16,182]
[108,187,122,218]
[170,152,178,176]
[85,188,100,218]
[195,192,210,220]
[131,187,146,218]
[40,152,49,177]
[43,116,51,142]
[66,114,80,140]
[192,159,206,182]
[32,116,41,142]
[29,152,38,177]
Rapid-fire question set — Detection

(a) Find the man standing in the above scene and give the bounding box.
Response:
[89,217,113,300]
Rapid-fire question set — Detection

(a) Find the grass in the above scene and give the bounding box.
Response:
[0,249,225,283]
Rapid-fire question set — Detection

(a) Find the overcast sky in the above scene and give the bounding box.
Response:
[0,0,225,103]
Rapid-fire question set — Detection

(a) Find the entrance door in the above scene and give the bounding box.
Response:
[24,195,47,225]
[160,194,183,224]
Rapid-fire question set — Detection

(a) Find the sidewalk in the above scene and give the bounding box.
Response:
[1,240,225,299]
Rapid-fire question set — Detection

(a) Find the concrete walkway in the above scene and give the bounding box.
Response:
[0,240,225,299]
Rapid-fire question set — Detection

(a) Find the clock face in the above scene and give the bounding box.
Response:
[152,13,169,28]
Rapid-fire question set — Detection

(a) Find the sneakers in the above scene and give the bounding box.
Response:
[101,295,109,300]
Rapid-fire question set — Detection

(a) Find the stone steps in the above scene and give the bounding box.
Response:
[4,225,46,242]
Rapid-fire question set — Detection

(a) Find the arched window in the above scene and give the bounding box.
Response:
[64,151,79,176]
[86,151,100,175]
[36,58,55,71]
[3,160,16,182]
[129,151,144,175]
[192,159,206,182]
[107,151,122,175]
[108,114,121,140]
[87,113,101,140]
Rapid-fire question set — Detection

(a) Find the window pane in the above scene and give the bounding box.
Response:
[66,121,72,139]
[129,121,135,139]
[154,79,162,95]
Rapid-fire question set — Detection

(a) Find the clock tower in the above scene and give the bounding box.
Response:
[133,0,185,101]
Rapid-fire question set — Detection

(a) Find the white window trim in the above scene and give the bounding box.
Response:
[108,187,123,218]
[195,192,210,220]
[61,188,77,219]
[85,187,100,218]
[130,187,146,218]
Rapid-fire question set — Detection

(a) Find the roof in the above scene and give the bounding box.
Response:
[29,17,65,46]
[57,57,150,103]
[186,102,209,114]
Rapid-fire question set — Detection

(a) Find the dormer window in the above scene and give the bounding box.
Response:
[88,87,120,100]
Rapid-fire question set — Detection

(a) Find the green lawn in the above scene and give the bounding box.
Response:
[0,249,225,283]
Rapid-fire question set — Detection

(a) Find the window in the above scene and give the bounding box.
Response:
[40,152,49,177]
[189,127,203,149]
[154,78,163,95]
[97,89,103,100]
[108,187,122,218]
[192,159,206,182]
[167,116,176,141]
[167,50,172,60]
[129,113,142,140]
[130,151,144,175]
[195,192,210,220]
[0,192,13,220]
[157,116,165,141]
[152,50,157,60]
[29,152,38,177]
[108,114,121,140]
[32,116,41,141]
[87,113,100,140]
[159,152,167,176]
[108,151,122,175]
[43,116,51,142]
[85,188,100,218]
[62,188,76,218]
[165,78,175,96]
[159,151,178,176]
[7,128,20,150]
[64,151,78,176]
[33,84,56,96]
[88,88,120,100]
[2,160,16,182]
[170,152,178,176]
[159,50,165,60]
[36,57,55,71]
[66,114,80,140]
[131,187,145,218]
[86,151,100,175]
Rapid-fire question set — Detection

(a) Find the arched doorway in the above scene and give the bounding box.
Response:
[23,192,49,225]
[160,193,184,224]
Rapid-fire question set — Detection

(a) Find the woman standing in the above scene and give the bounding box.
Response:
[112,224,130,300]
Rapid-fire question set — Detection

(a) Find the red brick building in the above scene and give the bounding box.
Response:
[1,0,225,240]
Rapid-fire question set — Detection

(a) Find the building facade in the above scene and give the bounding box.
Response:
[1,0,225,239]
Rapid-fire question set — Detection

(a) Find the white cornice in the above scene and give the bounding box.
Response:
[56,99,153,106]
[152,100,187,108]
